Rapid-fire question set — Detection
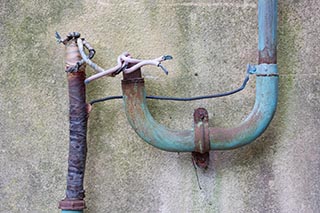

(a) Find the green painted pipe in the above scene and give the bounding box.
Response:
[122,65,278,151]
[122,0,278,152]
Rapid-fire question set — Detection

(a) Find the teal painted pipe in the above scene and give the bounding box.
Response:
[122,65,278,151]
[122,0,278,151]
[122,80,195,152]
[209,68,278,150]
[258,0,278,64]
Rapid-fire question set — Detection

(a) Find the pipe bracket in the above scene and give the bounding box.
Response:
[192,108,210,168]
[247,64,278,76]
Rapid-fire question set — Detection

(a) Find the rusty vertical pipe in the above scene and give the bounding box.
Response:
[258,0,278,64]
[59,35,87,211]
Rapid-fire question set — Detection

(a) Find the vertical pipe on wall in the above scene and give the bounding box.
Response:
[59,36,87,212]
[258,0,278,64]
[206,0,279,150]
[66,67,87,200]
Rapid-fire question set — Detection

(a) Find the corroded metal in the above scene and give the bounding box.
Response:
[192,152,210,169]
[59,199,85,210]
[66,70,87,199]
[121,0,278,152]
[121,64,278,151]
[258,0,278,64]
[122,69,195,152]
[65,39,84,72]
[59,34,87,211]
[193,108,210,154]
[193,108,210,168]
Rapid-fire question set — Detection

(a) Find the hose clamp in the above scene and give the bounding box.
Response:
[247,64,278,76]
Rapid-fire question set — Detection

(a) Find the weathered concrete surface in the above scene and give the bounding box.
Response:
[0,0,319,212]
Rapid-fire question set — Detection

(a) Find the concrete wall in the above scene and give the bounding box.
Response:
[1,0,319,212]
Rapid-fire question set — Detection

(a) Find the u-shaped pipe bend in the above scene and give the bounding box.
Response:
[121,64,278,152]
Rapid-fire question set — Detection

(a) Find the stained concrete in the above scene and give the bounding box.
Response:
[0,0,319,212]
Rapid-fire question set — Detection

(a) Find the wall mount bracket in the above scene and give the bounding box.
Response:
[192,108,210,169]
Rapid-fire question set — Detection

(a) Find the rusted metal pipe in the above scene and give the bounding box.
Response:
[122,70,194,152]
[121,0,278,152]
[209,72,278,150]
[122,65,278,151]
[58,33,88,212]
[258,0,278,64]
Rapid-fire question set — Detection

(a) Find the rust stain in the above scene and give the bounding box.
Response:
[59,36,87,210]
[259,46,277,64]
[193,108,210,153]
[193,108,210,168]
[122,68,195,150]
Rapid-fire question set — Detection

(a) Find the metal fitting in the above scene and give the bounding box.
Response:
[247,64,279,76]
[193,108,210,169]
[59,199,86,210]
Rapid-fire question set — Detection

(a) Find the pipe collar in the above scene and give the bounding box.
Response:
[248,64,278,76]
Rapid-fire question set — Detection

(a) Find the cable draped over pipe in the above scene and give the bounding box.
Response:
[121,0,278,152]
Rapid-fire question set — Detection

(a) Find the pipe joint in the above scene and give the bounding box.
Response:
[59,199,85,211]
[248,64,278,76]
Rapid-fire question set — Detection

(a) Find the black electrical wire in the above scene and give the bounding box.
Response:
[89,74,250,105]
[90,96,123,105]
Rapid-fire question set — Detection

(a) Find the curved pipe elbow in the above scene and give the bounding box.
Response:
[210,74,278,150]
[122,65,278,152]
[122,78,195,152]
